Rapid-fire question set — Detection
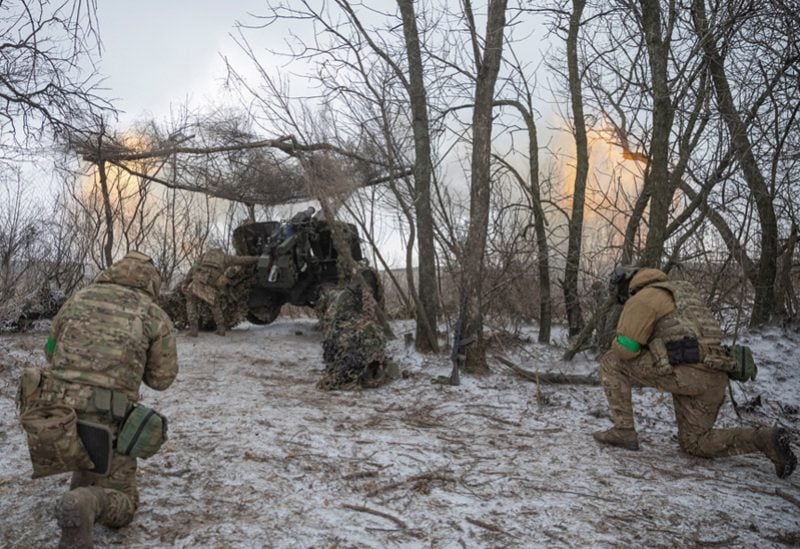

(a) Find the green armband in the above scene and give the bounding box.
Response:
[616,335,641,352]
[44,336,56,356]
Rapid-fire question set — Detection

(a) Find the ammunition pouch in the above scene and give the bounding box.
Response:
[117,404,168,459]
[20,405,95,479]
[665,337,701,365]
[91,387,130,422]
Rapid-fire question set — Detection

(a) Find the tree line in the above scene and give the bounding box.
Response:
[1,1,797,375]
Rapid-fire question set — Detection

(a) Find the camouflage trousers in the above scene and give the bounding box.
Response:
[67,409,138,528]
[27,382,140,527]
[185,292,224,332]
[599,350,760,458]
[70,453,138,528]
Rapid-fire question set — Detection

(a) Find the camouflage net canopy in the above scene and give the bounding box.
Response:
[159,264,258,331]
[1,282,67,332]
[315,284,397,390]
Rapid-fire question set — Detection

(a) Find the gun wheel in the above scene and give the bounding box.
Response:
[246,305,281,325]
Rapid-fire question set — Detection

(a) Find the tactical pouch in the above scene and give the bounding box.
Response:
[728,344,757,382]
[20,405,95,479]
[16,367,43,413]
[665,337,701,365]
[117,404,167,459]
[92,388,129,421]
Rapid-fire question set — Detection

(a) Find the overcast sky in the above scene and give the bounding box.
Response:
[96,1,267,125]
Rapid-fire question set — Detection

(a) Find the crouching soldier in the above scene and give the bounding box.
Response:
[17,251,178,548]
[182,247,259,336]
[594,266,796,479]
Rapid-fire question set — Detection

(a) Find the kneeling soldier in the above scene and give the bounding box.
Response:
[17,251,178,548]
[594,266,796,479]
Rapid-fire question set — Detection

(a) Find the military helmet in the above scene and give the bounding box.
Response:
[609,264,639,304]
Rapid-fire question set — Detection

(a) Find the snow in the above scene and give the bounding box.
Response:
[1,318,798,547]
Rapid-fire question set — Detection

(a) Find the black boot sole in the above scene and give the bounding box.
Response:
[775,429,797,479]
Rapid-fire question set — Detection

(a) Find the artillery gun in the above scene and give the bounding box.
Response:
[162,208,369,330]
[233,207,365,325]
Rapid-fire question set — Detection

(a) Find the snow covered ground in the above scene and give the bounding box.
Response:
[1,318,798,548]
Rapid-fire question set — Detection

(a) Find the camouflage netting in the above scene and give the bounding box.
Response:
[316,284,397,390]
[159,264,258,331]
[1,282,66,332]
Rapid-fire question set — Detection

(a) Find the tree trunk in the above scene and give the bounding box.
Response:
[397,0,439,352]
[461,0,508,375]
[640,0,675,268]
[494,99,552,343]
[97,159,115,269]
[564,0,588,336]
[691,0,778,326]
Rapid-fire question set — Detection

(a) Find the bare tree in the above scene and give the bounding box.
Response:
[397,0,440,352]
[691,0,782,326]
[458,0,509,375]
[0,171,43,320]
[563,0,590,335]
[0,0,110,149]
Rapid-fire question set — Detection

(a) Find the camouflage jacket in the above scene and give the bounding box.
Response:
[612,269,724,365]
[45,252,178,403]
[188,248,259,288]
[613,269,675,360]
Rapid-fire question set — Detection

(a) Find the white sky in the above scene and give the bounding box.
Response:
[96,1,268,125]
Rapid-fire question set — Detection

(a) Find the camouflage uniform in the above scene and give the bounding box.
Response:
[31,251,178,543]
[317,281,396,389]
[182,248,259,336]
[596,268,796,478]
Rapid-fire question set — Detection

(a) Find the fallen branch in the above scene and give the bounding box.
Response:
[493,355,599,385]
[367,471,455,497]
[342,470,381,481]
[342,503,407,529]
[776,489,800,509]
[465,411,521,427]
[466,516,508,535]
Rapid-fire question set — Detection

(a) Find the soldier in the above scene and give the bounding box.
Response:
[594,266,797,479]
[317,271,397,389]
[18,251,178,548]
[182,247,259,336]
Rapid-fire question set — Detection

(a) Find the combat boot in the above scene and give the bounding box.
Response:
[593,427,640,451]
[56,487,107,549]
[755,427,797,479]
